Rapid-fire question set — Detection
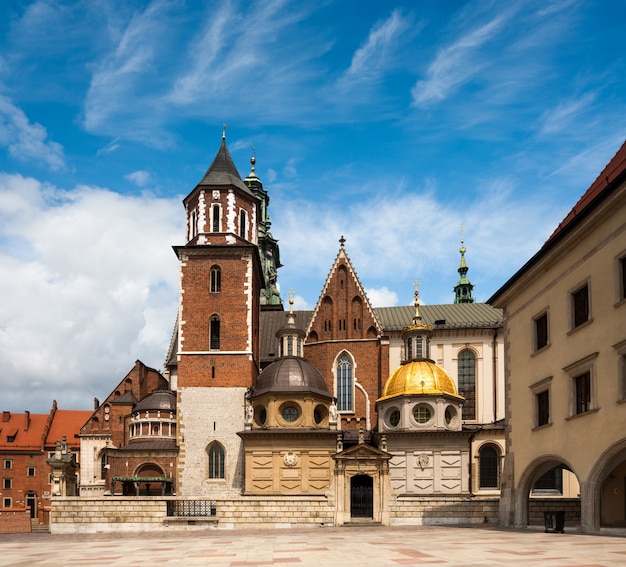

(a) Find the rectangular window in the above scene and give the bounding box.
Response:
[3,478,12,489]
[534,312,549,351]
[533,467,563,493]
[27,466,36,477]
[3,459,11,470]
[575,372,591,414]
[3,498,11,508]
[572,284,589,328]
[536,390,550,427]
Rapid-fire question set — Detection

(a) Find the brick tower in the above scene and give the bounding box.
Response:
[174,132,264,496]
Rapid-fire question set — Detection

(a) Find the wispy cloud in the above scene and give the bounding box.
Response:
[411,12,509,106]
[538,93,596,135]
[0,95,65,170]
[343,9,412,83]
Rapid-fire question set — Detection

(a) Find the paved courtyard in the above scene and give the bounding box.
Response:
[2,525,626,566]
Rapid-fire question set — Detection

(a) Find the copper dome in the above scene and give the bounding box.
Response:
[252,357,331,398]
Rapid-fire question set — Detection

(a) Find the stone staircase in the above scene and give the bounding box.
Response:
[31,519,50,533]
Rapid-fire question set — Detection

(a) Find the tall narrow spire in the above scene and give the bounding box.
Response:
[454,240,475,304]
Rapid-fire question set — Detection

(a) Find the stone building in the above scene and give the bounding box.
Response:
[490,140,626,534]
[72,134,505,529]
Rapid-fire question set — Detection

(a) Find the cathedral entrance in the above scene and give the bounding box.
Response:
[350,474,373,518]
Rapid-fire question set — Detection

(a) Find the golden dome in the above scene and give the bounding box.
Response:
[377,360,463,402]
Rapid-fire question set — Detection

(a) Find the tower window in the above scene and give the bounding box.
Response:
[239,209,247,239]
[210,316,221,350]
[458,349,476,420]
[210,266,221,293]
[212,205,220,233]
[208,443,225,479]
[190,209,198,240]
[336,353,354,412]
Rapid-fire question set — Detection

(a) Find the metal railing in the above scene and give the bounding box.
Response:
[166,500,216,517]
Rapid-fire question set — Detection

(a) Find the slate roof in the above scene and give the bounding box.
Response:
[260,303,502,362]
[193,138,254,197]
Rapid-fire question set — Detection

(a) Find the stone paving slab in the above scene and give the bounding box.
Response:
[1,525,626,566]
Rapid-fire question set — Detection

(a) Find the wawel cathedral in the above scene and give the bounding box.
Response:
[77,134,506,527]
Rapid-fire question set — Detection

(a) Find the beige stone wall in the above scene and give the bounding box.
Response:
[493,174,626,531]
[177,387,247,497]
[50,496,335,533]
[389,496,499,525]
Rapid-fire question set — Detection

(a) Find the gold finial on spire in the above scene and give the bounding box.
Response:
[222,123,228,139]
[412,280,420,320]
[250,145,256,171]
[287,288,296,314]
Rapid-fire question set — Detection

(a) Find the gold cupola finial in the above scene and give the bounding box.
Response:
[287,288,296,314]
[412,280,421,323]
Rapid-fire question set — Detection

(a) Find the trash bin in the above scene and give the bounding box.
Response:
[544,511,565,533]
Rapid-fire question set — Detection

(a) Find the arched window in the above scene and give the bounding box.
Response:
[479,445,500,488]
[458,349,476,420]
[337,353,354,412]
[210,316,220,350]
[208,443,225,479]
[210,266,221,293]
[212,205,220,232]
[407,338,413,361]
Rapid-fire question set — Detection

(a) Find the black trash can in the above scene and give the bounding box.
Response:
[544,510,565,533]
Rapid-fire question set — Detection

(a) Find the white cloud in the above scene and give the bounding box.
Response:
[0,95,65,170]
[345,9,410,81]
[411,12,509,106]
[0,173,183,412]
[125,170,151,187]
[539,93,596,135]
[366,286,399,308]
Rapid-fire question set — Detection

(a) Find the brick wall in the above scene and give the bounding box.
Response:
[0,508,31,534]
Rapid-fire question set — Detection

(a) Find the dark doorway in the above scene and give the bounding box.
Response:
[26,494,36,518]
[350,474,373,518]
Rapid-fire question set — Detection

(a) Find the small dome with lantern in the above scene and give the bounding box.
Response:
[248,291,336,430]
[376,282,464,433]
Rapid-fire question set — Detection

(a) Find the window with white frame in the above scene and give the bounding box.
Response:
[336,353,354,412]
[3,497,11,508]
[458,349,476,420]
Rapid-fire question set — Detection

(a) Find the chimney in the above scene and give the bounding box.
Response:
[2,411,10,422]
[24,411,30,431]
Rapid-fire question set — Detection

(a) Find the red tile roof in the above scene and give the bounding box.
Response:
[46,410,92,450]
[548,140,626,241]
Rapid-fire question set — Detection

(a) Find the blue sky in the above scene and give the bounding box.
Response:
[1,0,624,412]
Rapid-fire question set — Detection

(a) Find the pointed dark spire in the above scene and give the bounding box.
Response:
[454,240,475,304]
[196,136,251,194]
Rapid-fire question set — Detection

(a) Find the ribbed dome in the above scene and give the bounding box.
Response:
[378,359,463,402]
[133,390,176,413]
[253,357,331,398]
